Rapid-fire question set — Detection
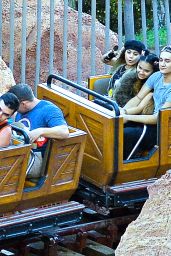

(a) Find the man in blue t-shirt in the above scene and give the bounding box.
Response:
[120,45,171,159]
[9,83,69,178]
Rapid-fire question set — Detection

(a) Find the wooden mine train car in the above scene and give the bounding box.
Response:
[0,73,168,252]
[37,74,171,211]
[0,125,86,240]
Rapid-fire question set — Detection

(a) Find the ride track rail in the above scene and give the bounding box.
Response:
[0,208,139,255]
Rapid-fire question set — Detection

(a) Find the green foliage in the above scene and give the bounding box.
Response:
[136,27,167,49]
[81,0,155,34]
[71,0,169,50]
[133,1,154,32]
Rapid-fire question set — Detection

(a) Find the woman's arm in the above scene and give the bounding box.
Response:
[123,113,157,125]
[161,101,171,109]
[123,94,171,125]
[123,93,153,115]
[102,47,123,66]
[101,51,118,66]
[124,84,151,109]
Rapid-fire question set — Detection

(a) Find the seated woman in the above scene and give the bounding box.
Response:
[102,39,146,82]
[0,92,19,147]
[107,40,147,96]
[94,40,147,109]
[112,53,159,109]
[121,45,171,160]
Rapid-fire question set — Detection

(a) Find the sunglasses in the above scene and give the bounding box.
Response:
[161,45,171,53]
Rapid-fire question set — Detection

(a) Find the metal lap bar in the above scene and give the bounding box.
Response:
[126,124,147,160]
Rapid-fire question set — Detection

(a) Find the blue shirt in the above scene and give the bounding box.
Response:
[146,71,171,113]
[15,100,67,130]
[15,100,67,154]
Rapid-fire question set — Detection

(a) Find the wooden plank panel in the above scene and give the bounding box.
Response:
[52,145,80,184]
[0,144,31,209]
[38,84,115,187]
[0,185,19,195]
[76,114,103,159]
[0,175,19,184]
[0,169,21,178]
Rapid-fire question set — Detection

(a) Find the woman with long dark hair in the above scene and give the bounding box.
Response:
[113,53,159,108]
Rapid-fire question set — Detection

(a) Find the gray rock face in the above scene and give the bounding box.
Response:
[0,57,15,93]
[115,171,171,256]
[2,0,117,86]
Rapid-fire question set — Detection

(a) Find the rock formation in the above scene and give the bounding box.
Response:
[1,0,118,87]
[115,171,171,256]
[0,57,15,93]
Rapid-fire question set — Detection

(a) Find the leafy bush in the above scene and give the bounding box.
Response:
[136,27,167,49]
[70,0,169,50]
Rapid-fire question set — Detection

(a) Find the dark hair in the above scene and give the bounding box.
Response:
[0,92,20,113]
[139,53,159,72]
[124,40,146,54]
[8,83,34,102]
[119,48,127,62]
[118,40,147,64]
[104,40,148,67]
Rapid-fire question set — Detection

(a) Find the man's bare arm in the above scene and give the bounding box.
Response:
[28,125,69,143]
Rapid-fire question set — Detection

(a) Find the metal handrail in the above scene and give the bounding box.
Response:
[47,74,120,116]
